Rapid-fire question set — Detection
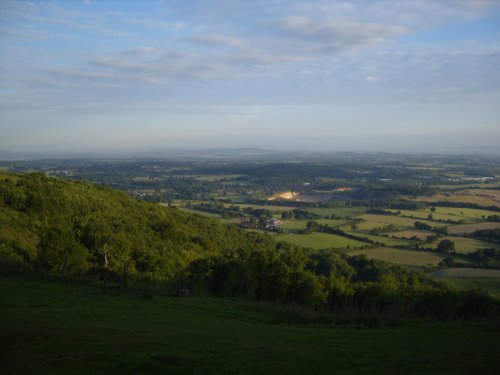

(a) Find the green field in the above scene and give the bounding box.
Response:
[275,232,367,249]
[1,276,500,375]
[347,247,454,267]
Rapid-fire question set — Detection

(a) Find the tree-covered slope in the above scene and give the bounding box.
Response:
[0,171,274,280]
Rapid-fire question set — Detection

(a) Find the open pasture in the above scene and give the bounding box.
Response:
[275,232,367,250]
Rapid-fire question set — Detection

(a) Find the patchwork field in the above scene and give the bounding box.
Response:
[275,232,367,249]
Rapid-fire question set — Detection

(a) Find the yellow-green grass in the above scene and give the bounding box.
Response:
[388,230,436,240]
[347,247,455,267]
[2,276,500,375]
[275,232,367,249]
[280,219,348,231]
[447,222,500,235]
[429,236,499,255]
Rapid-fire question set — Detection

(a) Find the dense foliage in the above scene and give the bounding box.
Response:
[0,172,497,321]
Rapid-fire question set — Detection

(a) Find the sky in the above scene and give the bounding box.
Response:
[1,0,500,154]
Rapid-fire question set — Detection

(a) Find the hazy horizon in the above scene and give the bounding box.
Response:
[1,0,500,154]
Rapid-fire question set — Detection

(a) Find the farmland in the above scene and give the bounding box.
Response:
[2,153,500,276]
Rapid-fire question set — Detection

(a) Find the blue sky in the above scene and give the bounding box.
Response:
[1,0,500,154]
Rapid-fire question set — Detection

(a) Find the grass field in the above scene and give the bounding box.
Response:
[347,247,454,267]
[429,236,499,255]
[1,276,500,375]
[447,222,500,235]
[275,232,367,249]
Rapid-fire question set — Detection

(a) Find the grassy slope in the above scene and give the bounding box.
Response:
[1,276,499,375]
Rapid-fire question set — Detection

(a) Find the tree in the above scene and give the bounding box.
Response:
[437,239,455,254]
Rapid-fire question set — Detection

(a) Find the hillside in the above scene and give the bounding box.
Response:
[0,171,274,281]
